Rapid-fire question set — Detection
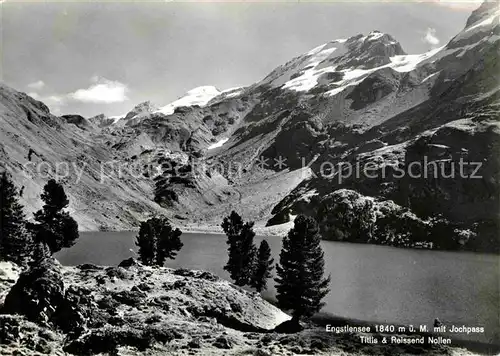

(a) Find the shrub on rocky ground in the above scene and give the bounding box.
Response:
[0,315,63,355]
[213,335,233,349]
[1,258,64,326]
[53,285,96,335]
[65,326,183,355]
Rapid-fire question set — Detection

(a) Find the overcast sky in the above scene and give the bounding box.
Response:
[1,1,479,117]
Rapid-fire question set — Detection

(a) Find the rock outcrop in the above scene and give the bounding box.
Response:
[0,261,20,305]
[1,258,289,354]
[61,114,93,130]
[0,258,479,355]
[2,258,64,326]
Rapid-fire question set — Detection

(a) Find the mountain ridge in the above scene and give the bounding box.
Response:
[0,1,498,250]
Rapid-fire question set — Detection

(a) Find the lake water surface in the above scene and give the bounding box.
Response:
[55,231,499,344]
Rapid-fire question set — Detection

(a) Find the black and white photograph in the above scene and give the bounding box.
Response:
[0,0,499,355]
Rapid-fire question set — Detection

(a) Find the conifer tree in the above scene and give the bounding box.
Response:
[31,179,79,254]
[221,211,257,286]
[275,215,330,321]
[155,219,183,266]
[136,220,156,265]
[135,217,183,266]
[222,211,244,282]
[0,172,31,264]
[251,239,274,292]
[238,221,257,285]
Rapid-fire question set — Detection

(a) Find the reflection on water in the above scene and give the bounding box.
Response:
[56,231,499,344]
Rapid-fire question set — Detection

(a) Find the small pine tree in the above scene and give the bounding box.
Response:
[136,220,156,265]
[135,217,183,266]
[251,240,274,293]
[155,220,183,266]
[239,221,257,286]
[275,215,330,321]
[31,179,79,254]
[0,172,32,264]
[221,211,257,286]
[222,211,244,282]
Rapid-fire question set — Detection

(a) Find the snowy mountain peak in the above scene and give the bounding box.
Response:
[465,0,499,29]
[464,3,499,33]
[447,0,499,49]
[342,31,406,64]
[125,101,158,119]
[423,0,499,85]
[260,30,406,93]
[127,100,157,111]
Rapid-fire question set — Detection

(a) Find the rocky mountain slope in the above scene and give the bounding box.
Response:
[0,2,498,250]
[0,259,483,355]
[262,1,500,251]
[0,83,169,231]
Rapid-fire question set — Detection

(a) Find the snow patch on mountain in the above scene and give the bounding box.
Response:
[364,30,385,41]
[466,12,498,32]
[283,64,337,91]
[261,39,347,89]
[222,91,242,99]
[207,137,229,150]
[322,46,443,97]
[280,43,341,91]
[156,86,222,115]
[389,46,444,72]
[110,115,124,124]
[421,71,441,83]
[297,189,319,203]
[222,86,242,93]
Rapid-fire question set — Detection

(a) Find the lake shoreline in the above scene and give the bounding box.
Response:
[56,231,499,348]
[79,222,500,255]
[81,220,296,237]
